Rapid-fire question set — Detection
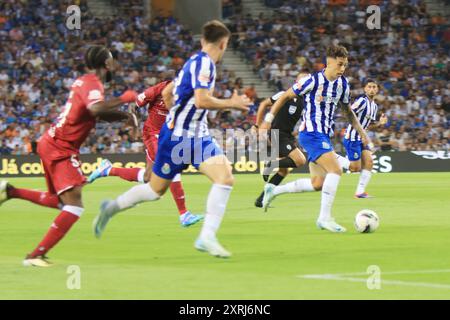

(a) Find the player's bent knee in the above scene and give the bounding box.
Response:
[363,160,373,170]
[151,185,167,196]
[59,186,83,207]
[143,171,152,183]
[330,167,343,176]
[218,174,234,187]
[311,178,323,191]
[149,180,169,197]
[212,172,234,186]
[278,168,289,176]
[349,164,361,172]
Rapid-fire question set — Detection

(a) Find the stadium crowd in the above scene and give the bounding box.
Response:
[0,0,251,155]
[0,0,449,156]
[228,0,450,152]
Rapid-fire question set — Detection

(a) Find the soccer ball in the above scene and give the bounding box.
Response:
[354,209,380,233]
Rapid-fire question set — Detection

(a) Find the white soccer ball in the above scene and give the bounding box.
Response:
[354,209,380,233]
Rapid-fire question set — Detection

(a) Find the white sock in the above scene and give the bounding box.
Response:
[116,183,160,210]
[137,169,146,183]
[273,178,315,196]
[62,205,84,217]
[356,169,372,194]
[200,184,232,240]
[336,154,350,170]
[318,173,341,221]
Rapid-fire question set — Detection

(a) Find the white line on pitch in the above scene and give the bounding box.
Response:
[296,269,450,290]
[308,269,450,277]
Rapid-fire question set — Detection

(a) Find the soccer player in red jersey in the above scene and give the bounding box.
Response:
[87,81,203,227]
[0,46,138,267]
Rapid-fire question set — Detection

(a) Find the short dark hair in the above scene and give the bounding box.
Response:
[326,45,349,59]
[85,45,111,69]
[202,20,231,44]
[364,78,378,87]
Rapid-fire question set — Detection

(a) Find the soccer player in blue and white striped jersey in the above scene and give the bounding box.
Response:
[260,46,373,233]
[93,20,251,258]
[341,79,387,198]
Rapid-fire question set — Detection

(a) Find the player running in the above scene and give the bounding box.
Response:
[260,45,373,233]
[341,79,387,198]
[253,73,308,208]
[88,80,203,227]
[0,45,138,267]
[92,20,251,258]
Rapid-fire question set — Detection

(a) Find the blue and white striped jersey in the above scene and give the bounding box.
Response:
[167,51,216,138]
[344,95,378,141]
[293,70,350,136]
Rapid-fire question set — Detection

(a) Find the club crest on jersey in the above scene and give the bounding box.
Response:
[288,105,297,114]
[162,163,171,175]
[322,141,330,149]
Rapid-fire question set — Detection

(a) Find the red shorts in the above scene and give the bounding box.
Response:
[37,138,87,195]
[142,130,159,164]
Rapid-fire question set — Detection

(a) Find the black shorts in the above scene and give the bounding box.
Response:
[271,130,298,158]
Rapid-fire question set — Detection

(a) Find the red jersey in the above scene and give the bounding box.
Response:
[44,74,104,156]
[136,81,170,134]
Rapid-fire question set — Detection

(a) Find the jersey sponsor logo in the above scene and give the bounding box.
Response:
[88,90,103,100]
[162,163,171,174]
[288,105,297,114]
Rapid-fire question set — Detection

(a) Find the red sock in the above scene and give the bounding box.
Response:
[109,167,141,182]
[170,181,187,215]
[9,188,59,209]
[29,210,80,258]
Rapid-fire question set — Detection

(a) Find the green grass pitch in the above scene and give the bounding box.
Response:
[1,173,450,299]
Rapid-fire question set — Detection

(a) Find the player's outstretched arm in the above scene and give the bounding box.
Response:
[96,110,131,122]
[88,89,137,116]
[194,88,251,111]
[368,113,388,130]
[260,88,296,130]
[342,102,373,148]
[255,98,273,127]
